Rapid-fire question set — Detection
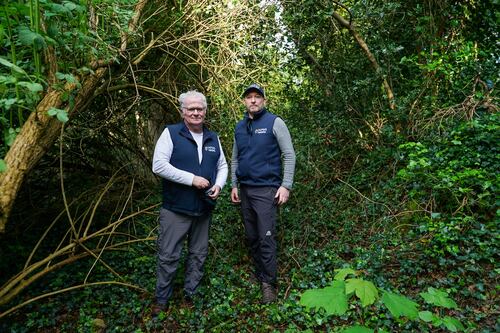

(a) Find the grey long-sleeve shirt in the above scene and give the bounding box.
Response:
[231,117,296,189]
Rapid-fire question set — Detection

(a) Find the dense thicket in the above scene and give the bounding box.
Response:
[0,0,497,331]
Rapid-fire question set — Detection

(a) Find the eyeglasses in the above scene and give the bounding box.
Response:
[183,107,206,113]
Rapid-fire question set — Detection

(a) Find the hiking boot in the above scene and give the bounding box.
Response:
[151,302,168,317]
[184,293,195,308]
[261,282,277,304]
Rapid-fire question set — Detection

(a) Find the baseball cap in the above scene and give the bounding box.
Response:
[242,83,265,98]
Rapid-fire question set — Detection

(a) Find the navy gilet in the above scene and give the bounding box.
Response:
[162,122,221,216]
[234,109,281,187]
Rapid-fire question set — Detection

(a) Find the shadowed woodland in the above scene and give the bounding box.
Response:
[0,0,498,332]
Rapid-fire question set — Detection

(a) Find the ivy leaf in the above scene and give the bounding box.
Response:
[442,316,464,332]
[0,98,18,111]
[381,291,419,320]
[419,287,458,309]
[0,159,7,173]
[4,127,20,146]
[47,107,69,123]
[346,278,378,307]
[334,268,357,281]
[56,111,69,123]
[0,57,28,76]
[342,325,374,333]
[55,72,80,88]
[300,280,348,315]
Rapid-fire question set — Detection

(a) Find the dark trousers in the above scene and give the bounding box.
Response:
[155,208,211,304]
[240,185,278,285]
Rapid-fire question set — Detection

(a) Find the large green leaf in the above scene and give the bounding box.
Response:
[442,316,464,332]
[300,280,348,315]
[381,291,419,320]
[342,326,374,333]
[334,268,357,281]
[419,287,458,309]
[345,278,378,307]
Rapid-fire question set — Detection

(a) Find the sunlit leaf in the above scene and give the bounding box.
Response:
[47,107,69,123]
[419,310,440,324]
[342,325,374,333]
[4,127,20,146]
[300,280,348,315]
[345,278,378,307]
[56,110,69,123]
[334,268,357,281]
[420,287,458,309]
[381,291,419,320]
[442,316,464,332]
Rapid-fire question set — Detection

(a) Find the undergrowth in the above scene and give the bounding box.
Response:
[0,114,498,332]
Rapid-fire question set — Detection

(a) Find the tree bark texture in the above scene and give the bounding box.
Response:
[0,0,150,233]
[0,68,106,233]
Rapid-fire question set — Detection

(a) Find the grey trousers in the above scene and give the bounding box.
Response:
[155,208,211,304]
[240,185,278,285]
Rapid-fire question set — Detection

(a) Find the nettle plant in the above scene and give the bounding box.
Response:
[299,268,464,333]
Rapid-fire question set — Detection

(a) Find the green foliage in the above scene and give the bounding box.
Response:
[300,280,348,315]
[0,0,133,159]
[420,287,458,309]
[381,291,419,320]
[346,279,378,307]
[47,107,69,123]
[300,269,465,332]
[0,0,497,332]
[343,326,373,333]
[396,113,499,259]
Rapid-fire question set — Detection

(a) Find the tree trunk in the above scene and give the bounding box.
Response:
[0,68,107,233]
[330,11,396,110]
[0,0,150,233]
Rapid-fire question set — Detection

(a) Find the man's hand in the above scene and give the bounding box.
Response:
[231,187,241,203]
[192,176,210,189]
[207,185,221,199]
[274,186,290,205]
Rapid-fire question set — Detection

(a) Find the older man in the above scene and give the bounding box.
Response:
[231,83,296,303]
[152,90,227,314]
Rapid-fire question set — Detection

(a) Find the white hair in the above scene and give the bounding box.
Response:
[178,90,207,109]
